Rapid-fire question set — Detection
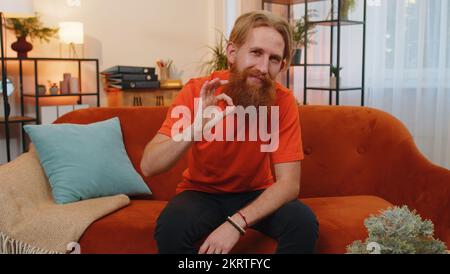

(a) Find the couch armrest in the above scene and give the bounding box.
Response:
[379,137,450,245]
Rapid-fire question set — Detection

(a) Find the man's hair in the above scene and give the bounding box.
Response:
[229,10,294,69]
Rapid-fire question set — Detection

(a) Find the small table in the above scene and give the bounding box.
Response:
[106,87,182,107]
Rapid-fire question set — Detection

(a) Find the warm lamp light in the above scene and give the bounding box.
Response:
[59,22,84,44]
[58,21,84,58]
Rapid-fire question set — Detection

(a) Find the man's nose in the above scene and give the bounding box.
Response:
[255,56,269,75]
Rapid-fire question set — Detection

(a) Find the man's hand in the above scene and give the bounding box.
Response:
[198,221,241,254]
[140,78,235,177]
[192,78,235,138]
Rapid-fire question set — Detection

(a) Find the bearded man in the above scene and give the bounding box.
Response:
[140,10,318,254]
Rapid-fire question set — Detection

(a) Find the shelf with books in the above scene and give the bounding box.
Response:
[101,65,184,108]
[101,65,161,90]
[102,65,156,75]
[106,87,182,108]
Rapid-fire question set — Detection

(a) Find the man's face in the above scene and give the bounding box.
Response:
[224,26,285,107]
[227,26,286,84]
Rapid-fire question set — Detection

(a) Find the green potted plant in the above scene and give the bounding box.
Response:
[330,66,342,89]
[292,10,317,65]
[6,14,59,59]
[335,0,357,20]
[201,31,228,76]
[347,206,448,254]
[340,0,357,20]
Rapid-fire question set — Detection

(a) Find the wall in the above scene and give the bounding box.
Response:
[241,0,262,14]
[24,0,226,83]
[1,0,226,163]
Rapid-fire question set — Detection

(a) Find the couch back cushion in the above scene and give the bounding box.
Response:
[55,106,413,201]
[54,107,185,201]
[297,106,413,198]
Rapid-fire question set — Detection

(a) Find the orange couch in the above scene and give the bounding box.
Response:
[54,106,450,254]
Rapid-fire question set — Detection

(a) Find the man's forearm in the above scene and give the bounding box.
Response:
[232,180,299,228]
[140,125,196,177]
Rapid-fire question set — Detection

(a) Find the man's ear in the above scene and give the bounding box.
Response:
[280,59,286,72]
[226,42,237,67]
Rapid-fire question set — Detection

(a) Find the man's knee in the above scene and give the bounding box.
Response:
[282,201,319,238]
[274,201,319,253]
[154,208,195,253]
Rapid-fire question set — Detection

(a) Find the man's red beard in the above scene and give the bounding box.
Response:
[223,66,276,108]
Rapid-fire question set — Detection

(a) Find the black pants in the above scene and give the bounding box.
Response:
[154,190,319,254]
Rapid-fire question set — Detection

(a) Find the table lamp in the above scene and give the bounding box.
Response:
[59,21,84,58]
[1,0,34,161]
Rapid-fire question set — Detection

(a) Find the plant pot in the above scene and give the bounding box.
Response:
[49,86,59,95]
[292,48,303,65]
[329,76,341,89]
[340,0,351,20]
[38,85,46,95]
[340,9,349,20]
[11,36,33,59]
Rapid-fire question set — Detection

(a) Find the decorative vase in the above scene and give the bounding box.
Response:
[292,48,303,65]
[11,36,33,59]
[70,78,79,94]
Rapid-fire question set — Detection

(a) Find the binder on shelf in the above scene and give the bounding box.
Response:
[102,66,156,75]
[108,80,161,90]
[106,73,158,81]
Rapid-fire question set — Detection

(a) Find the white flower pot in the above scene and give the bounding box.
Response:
[329,77,341,89]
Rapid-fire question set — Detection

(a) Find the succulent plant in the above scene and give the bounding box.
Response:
[347,206,447,254]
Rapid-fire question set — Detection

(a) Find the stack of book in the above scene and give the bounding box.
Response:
[101,65,160,90]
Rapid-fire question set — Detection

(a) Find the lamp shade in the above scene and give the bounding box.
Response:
[59,22,84,44]
[0,0,34,18]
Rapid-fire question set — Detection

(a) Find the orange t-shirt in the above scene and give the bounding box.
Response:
[158,70,304,194]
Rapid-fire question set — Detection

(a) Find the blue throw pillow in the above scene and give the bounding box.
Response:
[24,117,151,204]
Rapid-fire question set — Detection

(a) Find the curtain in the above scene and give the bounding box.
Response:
[365,0,450,169]
[237,0,450,168]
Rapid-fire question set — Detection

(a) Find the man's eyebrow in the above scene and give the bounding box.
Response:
[249,47,263,52]
[270,54,283,61]
[249,47,283,60]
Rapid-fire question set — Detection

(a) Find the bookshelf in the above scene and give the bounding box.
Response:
[262,0,367,106]
[1,57,100,162]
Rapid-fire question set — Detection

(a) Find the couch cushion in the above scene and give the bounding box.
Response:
[79,200,166,254]
[24,117,151,204]
[304,195,393,253]
[79,195,392,254]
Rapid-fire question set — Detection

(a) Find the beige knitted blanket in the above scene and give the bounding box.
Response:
[0,149,130,254]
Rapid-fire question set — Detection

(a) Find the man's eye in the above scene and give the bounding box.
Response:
[251,51,261,56]
[270,58,280,64]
